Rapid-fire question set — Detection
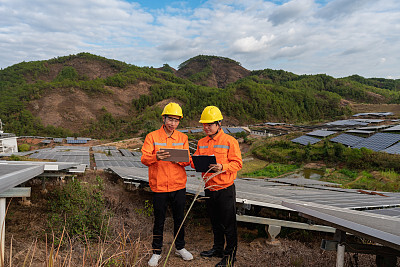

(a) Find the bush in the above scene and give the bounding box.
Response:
[47,176,109,245]
[18,143,30,152]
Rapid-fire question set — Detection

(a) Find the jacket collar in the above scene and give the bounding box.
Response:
[159,125,178,140]
[206,128,224,142]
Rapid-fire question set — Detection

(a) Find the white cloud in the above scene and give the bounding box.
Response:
[0,0,399,79]
[233,35,275,52]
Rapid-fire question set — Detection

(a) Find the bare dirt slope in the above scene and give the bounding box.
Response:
[28,83,150,132]
[176,58,250,88]
[5,170,379,267]
[351,103,400,116]
[24,57,152,132]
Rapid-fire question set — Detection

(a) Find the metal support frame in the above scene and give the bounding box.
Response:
[333,230,347,267]
[0,187,31,267]
[236,214,336,235]
[321,231,400,267]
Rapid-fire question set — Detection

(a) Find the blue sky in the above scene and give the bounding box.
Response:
[1,0,400,78]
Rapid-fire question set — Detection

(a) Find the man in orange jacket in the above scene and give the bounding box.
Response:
[193,106,242,267]
[141,103,193,266]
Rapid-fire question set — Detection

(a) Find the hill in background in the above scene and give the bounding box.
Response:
[1,53,400,139]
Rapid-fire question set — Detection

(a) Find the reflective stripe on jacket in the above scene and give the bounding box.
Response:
[193,129,242,191]
[141,126,190,192]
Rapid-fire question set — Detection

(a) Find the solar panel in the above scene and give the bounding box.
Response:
[357,125,389,130]
[66,139,87,144]
[53,138,64,143]
[383,125,400,132]
[346,130,375,134]
[291,135,321,145]
[364,207,400,218]
[92,146,117,152]
[330,134,365,147]
[265,122,286,126]
[353,112,393,117]
[306,130,337,137]
[222,127,230,133]
[354,119,385,123]
[76,137,92,141]
[227,127,245,134]
[132,151,142,157]
[119,149,133,157]
[177,129,189,133]
[326,120,368,126]
[381,142,400,155]
[352,133,400,151]
[190,129,203,133]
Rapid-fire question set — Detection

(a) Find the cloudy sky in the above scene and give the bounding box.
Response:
[1,0,399,78]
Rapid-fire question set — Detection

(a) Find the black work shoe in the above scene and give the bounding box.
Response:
[215,255,235,267]
[200,248,224,258]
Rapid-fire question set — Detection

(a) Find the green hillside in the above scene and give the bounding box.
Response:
[1,53,399,139]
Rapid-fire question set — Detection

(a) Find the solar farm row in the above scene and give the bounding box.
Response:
[292,130,400,154]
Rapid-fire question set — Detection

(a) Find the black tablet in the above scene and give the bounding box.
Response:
[192,155,217,172]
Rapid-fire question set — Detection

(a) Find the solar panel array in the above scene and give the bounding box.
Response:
[330,133,365,147]
[109,165,400,212]
[226,127,245,134]
[190,129,203,133]
[94,152,146,169]
[28,146,90,167]
[67,139,87,144]
[291,135,321,145]
[353,112,393,117]
[53,138,64,143]
[352,133,400,151]
[326,120,368,126]
[306,130,337,137]
[177,129,189,133]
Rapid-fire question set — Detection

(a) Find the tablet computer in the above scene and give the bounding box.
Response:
[160,148,190,162]
[192,155,217,172]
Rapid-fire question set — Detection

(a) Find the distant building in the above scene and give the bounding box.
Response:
[250,129,273,137]
[0,132,18,154]
[0,119,18,154]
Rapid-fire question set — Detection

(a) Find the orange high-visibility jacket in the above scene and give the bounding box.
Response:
[193,129,242,191]
[141,126,190,193]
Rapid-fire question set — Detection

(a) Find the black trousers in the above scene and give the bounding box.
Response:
[152,188,186,254]
[205,184,238,257]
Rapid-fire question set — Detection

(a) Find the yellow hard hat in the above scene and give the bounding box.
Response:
[199,106,223,123]
[161,102,183,118]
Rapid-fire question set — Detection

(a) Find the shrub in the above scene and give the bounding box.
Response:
[47,176,109,245]
[18,143,30,151]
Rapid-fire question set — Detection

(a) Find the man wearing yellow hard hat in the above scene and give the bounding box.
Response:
[193,106,242,267]
[141,102,193,266]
